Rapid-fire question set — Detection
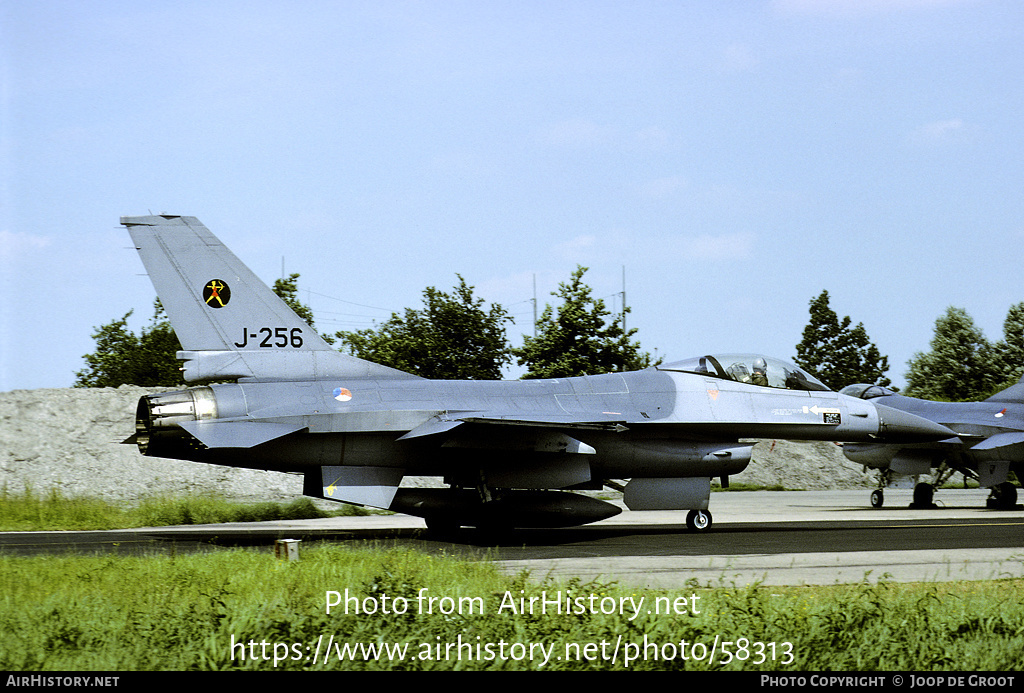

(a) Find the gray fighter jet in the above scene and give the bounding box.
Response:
[122,215,954,532]
[841,381,1023,510]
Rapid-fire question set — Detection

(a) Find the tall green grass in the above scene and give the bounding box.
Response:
[1,547,1021,671]
[0,486,366,531]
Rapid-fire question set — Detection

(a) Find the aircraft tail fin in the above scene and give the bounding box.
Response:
[985,372,1024,404]
[123,214,416,383]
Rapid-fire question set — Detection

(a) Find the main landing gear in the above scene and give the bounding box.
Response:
[987,482,1019,510]
[869,467,1020,510]
[869,482,936,509]
[869,467,946,509]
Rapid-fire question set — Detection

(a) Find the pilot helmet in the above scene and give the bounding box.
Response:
[753,357,767,374]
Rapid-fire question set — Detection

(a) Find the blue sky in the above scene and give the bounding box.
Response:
[2,0,1022,391]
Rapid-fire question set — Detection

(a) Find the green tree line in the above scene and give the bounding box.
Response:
[75,266,656,386]
[793,290,1024,400]
[76,272,1022,403]
[74,274,322,388]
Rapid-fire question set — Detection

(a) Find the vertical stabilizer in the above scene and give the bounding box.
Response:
[123,214,415,382]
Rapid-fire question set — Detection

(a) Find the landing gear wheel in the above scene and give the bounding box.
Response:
[870,489,884,508]
[425,516,459,536]
[989,482,1019,509]
[686,509,712,532]
[912,482,934,509]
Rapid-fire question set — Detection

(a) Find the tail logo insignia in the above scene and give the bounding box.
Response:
[203,280,231,308]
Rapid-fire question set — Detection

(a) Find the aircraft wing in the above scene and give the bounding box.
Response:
[970,431,1024,452]
[396,415,619,455]
[394,414,621,487]
[985,373,1024,403]
[397,414,628,441]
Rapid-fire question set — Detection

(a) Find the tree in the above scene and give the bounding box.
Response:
[272,273,314,330]
[903,303,1024,401]
[513,265,656,379]
[74,301,184,387]
[793,290,890,390]
[75,275,319,387]
[904,306,998,401]
[334,275,513,380]
[992,302,1024,387]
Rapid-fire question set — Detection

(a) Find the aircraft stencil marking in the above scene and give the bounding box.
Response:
[233,327,305,348]
[803,406,841,415]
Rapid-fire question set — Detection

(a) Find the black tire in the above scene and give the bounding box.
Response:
[425,516,459,536]
[870,489,884,508]
[912,482,934,508]
[993,482,1018,509]
[686,509,712,532]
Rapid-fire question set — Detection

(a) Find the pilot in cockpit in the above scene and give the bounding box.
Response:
[751,357,769,387]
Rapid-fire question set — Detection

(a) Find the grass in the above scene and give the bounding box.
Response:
[0,486,369,531]
[2,487,1022,671]
[0,546,1021,671]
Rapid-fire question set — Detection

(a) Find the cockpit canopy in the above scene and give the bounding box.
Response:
[657,353,831,392]
[839,383,898,400]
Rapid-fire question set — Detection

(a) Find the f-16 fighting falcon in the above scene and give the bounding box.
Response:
[122,215,955,532]
[841,381,1023,510]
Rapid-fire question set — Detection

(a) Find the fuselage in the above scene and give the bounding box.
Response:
[136,362,940,486]
[842,392,1024,470]
[869,394,1022,444]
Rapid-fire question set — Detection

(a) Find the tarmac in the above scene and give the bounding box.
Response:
[259,489,1024,588]
[6,489,1018,588]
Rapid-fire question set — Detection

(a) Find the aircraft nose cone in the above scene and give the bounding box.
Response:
[873,403,956,442]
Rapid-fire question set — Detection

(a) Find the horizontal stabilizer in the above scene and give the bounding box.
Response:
[179,420,306,448]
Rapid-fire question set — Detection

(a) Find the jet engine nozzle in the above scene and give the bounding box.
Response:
[873,403,956,443]
[133,387,218,455]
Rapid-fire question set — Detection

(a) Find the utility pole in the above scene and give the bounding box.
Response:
[621,266,627,333]
[532,274,538,338]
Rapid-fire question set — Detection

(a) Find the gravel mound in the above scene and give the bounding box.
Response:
[0,386,872,506]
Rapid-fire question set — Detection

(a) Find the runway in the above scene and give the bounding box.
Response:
[2,490,1021,588]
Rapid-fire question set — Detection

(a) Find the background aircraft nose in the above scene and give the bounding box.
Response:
[873,403,956,442]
